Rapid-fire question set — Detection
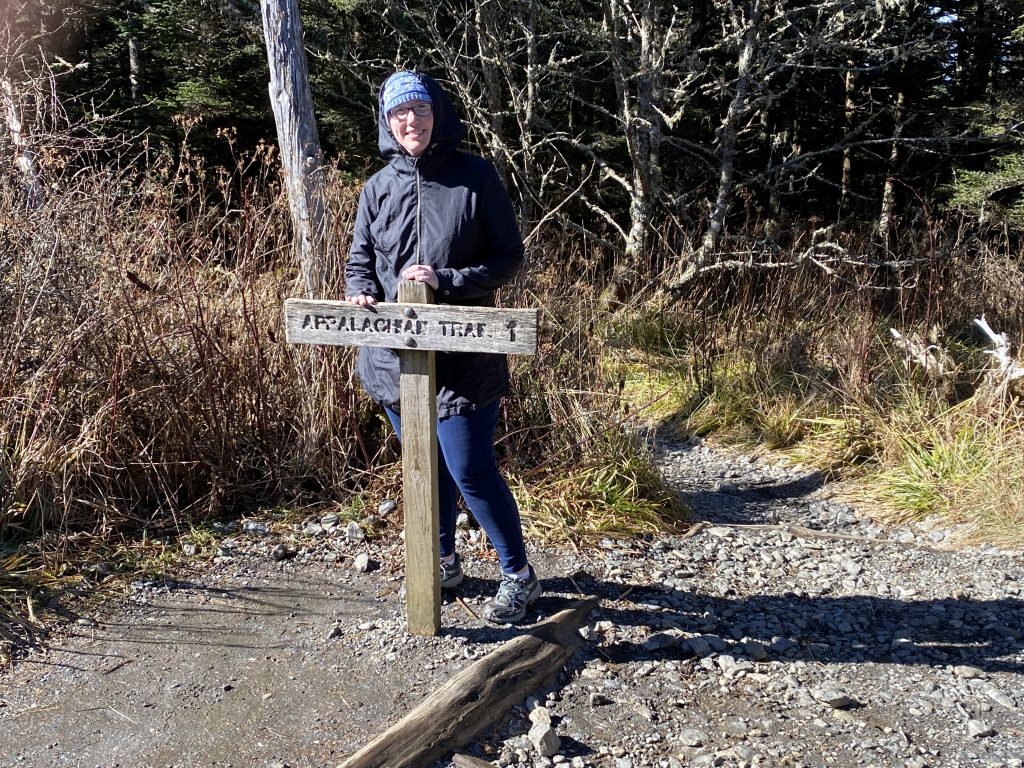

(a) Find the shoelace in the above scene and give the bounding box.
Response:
[495,575,529,605]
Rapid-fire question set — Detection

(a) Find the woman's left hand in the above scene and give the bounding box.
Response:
[401,264,439,290]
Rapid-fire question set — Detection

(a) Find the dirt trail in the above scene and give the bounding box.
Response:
[3,439,1023,768]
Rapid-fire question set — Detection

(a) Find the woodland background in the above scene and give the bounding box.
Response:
[1,0,1023,650]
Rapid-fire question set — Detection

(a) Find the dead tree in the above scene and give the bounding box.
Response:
[602,0,673,268]
[680,0,762,286]
[260,0,328,297]
[1,75,45,208]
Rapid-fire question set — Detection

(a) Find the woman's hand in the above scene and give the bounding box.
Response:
[345,293,377,306]
[401,264,439,290]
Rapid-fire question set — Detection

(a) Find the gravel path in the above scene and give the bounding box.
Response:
[2,436,1022,768]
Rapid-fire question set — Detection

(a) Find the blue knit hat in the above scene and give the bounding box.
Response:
[381,71,432,116]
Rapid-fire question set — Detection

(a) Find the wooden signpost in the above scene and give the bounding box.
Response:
[284,283,538,636]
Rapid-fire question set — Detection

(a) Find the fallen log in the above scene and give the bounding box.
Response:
[336,596,600,768]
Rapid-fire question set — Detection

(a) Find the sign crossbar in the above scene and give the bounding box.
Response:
[285,298,537,355]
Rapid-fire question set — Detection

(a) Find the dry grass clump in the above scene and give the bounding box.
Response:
[609,229,1024,545]
[1,148,377,545]
[500,254,692,544]
[0,144,389,659]
[862,387,1024,546]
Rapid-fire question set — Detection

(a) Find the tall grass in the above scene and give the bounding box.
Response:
[1,143,377,545]
[606,227,1024,547]
[502,252,690,542]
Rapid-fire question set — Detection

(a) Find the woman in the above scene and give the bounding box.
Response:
[344,70,540,624]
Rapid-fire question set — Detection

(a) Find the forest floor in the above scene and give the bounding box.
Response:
[2,434,1023,768]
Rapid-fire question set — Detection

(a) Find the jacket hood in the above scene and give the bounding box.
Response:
[378,72,465,168]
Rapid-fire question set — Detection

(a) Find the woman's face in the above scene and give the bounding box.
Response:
[388,100,434,157]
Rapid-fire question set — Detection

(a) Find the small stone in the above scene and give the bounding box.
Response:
[741,639,769,661]
[983,686,1017,709]
[378,499,397,516]
[327,625,342,639]
[353,553,372,573]
[242,520,269,535]
[529,706,552,725]
[811,684,855,709]
[686,636,712,657]
[967,719,995,738]
[320,513,339,529]
[953,665,985,680]
[346,521,366,541]
[994,624,1022,640]
[678,728,707,747]
[528,722,561,757]
[589,692,612,707]
[271,543,292,561]
[643,630,682,651]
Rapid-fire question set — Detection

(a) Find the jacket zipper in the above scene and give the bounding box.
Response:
[414,164,422,266]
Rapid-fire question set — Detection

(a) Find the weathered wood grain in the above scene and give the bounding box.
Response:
[336,597,600,768]
[284,298,538,355]
[260,0,328,296]
[398,281,441,637]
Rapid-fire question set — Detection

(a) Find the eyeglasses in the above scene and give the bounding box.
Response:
[390,102,432,119]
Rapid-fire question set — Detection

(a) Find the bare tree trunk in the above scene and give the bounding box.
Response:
[840,64,855,216]
[519,0,539,225]
[693,0,761,271]
[876,88,905,249]
[260,0,330,466]
[474,0,506,183]
[260,0,328,297]
[125,1,151,102]
[602,0,669,292]
[1,77,45,209]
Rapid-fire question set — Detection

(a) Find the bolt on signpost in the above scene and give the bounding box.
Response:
[284,283,538,635]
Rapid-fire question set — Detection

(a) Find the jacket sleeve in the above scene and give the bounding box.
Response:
[434,161,524,302]
[345,183,384,299]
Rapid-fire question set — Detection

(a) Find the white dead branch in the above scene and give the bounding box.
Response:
[890,328,953,380]
[974,315,1024,386]
[1,76,46,209]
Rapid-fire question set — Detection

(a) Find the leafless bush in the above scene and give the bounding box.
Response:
[0,122,378,543]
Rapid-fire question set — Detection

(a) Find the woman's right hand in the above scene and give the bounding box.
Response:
[345,294,377,306]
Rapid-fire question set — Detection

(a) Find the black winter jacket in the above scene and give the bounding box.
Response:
[345,73,525,417]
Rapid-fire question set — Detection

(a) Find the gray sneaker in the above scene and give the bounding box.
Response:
[482,565,541,624]
[440,555,464,589]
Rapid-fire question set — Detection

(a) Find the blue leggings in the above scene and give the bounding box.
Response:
[385,400,528,575]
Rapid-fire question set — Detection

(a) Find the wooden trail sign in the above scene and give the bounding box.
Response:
[284,298,537,354]
[284,285,538,636]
